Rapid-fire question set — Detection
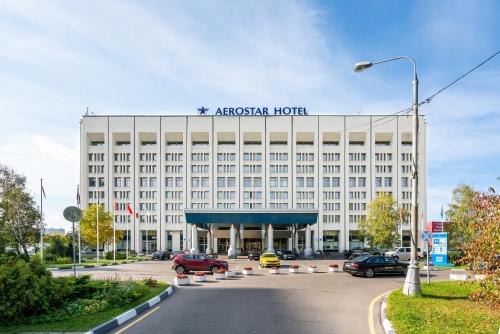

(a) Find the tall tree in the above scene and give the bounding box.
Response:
[462,189,499,307]
[445,184,476,248]
[359,193,402,249]
[80,204,122,248]
[0,165,40,259]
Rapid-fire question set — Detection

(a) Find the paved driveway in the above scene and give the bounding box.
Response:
[54,258,448,334]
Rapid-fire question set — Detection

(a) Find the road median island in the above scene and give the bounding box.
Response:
[386,280,500,334]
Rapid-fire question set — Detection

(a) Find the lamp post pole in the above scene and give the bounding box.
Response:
[354,56,421,296]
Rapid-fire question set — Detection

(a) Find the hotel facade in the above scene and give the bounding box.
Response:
[80,114,427,256]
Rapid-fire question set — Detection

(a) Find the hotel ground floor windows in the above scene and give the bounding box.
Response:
[142,231,157,253]
[273,238,288,252]
[217,238,230,253]
[323,230,339,252]
[349,231,365,250]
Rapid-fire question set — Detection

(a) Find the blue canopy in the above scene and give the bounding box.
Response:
[184,209,318,226]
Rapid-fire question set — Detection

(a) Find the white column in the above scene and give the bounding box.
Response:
[267,224,274,252]
[172,231,181,251]
[228,224,237,257]
[206,225,213,255]
[304,224,313,258]
[239,225,244,255]
[190,224,199,254]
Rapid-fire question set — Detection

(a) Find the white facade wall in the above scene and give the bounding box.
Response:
[80,115,427,253]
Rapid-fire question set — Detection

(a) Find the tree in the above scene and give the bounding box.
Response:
[80,204,122,248]
[0,165,41,260]
[462,189,499,307]
[445,184,476,249]
[44,234,70,258]
[359,193,402,249]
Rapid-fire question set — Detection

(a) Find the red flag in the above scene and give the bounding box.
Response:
[127,203,134,216]
[135,212,139,219]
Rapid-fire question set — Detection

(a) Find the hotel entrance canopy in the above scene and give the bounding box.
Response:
[184,209,318,226]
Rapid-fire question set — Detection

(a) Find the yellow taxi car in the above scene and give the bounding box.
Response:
[259,252,281,268]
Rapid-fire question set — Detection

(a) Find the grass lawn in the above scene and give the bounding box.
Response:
[0,283,168,333]
[387,281,500,334]
[46,257,150,268]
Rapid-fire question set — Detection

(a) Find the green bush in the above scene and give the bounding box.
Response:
[43,253,57,262]
[0,257,66,323]
[104,251,126,260]
[55,257,72,264]
[448,250,464,264]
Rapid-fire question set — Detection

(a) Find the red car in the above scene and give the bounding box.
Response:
[172,254,229,274]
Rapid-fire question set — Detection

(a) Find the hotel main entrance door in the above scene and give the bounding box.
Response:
[244,238,263,252]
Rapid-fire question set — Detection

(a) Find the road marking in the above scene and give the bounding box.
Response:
[115,306,160,334]
[368,291,390,334]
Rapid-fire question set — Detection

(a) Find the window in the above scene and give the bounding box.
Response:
[217,177,225,187]
[401,177,408,188]
[322,177,330,187]
[243,177,252,188]
[253,177,262,187]
[306,177,314,187]
[349,177,356,187]
[270,177,278,187]
[227,177,236,187]
[332,177,340,187]
[280,177,288,187]
[358,177,366,187]
[296,177,304,187]
[375,177,382,188]
[384,177,392,187]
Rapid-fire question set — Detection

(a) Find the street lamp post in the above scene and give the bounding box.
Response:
[354,56,421,296]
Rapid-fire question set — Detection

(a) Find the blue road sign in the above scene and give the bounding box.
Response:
[422,230,431,242]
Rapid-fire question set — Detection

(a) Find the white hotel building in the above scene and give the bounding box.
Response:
[80,114,426,256]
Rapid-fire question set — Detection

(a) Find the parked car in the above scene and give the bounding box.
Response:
[152,250,168,260]
[343,255,409,278]
[384,247,426,261]
[169,250,186,260]
[248,250,261,261]
[171,254,228,274]
[348,251,372,260]
[259,252,281,268]
[276,250,297,260]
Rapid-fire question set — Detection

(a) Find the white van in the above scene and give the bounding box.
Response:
[385,247,425,261]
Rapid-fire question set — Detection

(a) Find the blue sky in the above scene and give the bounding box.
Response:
[0,0,498,229]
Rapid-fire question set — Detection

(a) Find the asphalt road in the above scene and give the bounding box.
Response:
[54,259,449,334]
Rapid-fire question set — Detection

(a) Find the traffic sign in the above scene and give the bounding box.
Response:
[422,230,431,242]
[63,206,82,222]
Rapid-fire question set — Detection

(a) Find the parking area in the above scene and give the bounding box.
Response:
[54,258,450,334]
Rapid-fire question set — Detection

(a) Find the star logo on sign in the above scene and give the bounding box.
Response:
[197,106,209,115]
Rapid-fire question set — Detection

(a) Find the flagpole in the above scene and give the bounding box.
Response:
[113,201,116,261]
[96,191,99,263]
[40,179,43,262]
[77,185,81,264]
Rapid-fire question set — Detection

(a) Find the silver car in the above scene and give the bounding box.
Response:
[385,247,425,261]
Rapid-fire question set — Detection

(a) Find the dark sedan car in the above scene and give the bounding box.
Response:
[152,250,168,260]
[248,250,261,260]
[276,250,297,260]
[343,255,409,278]
[169,250,186,260]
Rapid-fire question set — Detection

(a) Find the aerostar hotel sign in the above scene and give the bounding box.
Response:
[197,106,308,116]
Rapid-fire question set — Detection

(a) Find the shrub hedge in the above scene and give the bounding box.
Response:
[0,257,150,325]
